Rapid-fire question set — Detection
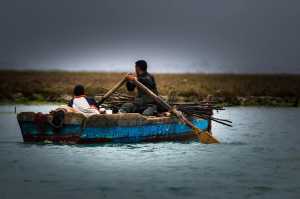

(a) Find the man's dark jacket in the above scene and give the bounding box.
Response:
[126,72,158,106]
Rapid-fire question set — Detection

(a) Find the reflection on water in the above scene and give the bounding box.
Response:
[0,105,300,199]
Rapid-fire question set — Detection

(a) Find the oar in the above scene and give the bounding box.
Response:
[97,76,127,106]
[191,114,233,127]
[131,78,220,144]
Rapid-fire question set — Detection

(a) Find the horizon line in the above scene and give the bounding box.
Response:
[0,68,300,75]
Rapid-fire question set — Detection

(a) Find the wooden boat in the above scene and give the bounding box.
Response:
[17,112,211,144]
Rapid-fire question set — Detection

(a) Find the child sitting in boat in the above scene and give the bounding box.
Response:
[67,85,101,116]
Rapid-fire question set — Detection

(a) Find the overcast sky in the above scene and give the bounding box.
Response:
[0,0,300,73]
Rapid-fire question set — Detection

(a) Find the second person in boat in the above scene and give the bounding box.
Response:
[68,84,101,116]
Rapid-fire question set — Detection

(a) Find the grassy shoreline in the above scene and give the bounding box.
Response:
[1,70,299,107]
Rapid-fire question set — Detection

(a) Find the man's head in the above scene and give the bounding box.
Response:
[135,60,147,75]
[73,85,85,96]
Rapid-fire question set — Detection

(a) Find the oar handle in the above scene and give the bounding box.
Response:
[97,76,127,106]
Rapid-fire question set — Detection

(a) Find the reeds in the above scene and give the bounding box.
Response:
[0,70,299,106]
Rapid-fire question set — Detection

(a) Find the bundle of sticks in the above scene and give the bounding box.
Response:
[175,102,232,127]
[95,91,134,110]
[95,88,232,127]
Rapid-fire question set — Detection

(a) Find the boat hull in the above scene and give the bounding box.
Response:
[17,112,210,144]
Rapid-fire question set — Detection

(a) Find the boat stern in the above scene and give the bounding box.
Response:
[17,112,85,143]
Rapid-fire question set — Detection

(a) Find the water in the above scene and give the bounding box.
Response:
[0,105,300,199]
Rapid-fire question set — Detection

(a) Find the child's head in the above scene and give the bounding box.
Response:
[73,85,85,96]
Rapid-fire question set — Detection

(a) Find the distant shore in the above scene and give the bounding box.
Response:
[0,70,299,107]
[0,96,298,107]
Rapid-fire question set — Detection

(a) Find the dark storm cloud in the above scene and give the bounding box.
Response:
[0,0,300,73]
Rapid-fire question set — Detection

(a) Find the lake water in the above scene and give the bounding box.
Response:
[0,105,299,199]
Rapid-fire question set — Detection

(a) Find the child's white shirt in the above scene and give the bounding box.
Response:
[72,97,100,117]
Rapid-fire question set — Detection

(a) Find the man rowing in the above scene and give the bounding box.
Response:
[119,60,158,116]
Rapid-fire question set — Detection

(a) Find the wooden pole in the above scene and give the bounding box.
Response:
[97,77,127,106]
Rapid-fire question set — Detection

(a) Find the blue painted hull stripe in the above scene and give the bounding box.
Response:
[19,119,208,140]
[81,119,208,139]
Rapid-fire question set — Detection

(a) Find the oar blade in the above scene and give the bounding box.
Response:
[199,132,220,144]
[193,128,219,144]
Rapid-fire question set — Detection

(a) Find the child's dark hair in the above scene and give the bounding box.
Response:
[73,85,85,96]
[135,60,147,72]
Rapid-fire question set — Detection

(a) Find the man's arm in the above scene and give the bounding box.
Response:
[126,73,137,91]
[126,81,136,91]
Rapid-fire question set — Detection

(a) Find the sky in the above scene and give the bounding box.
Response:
[0,0,300,73]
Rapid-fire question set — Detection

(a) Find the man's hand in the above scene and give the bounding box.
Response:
[126,73,137,81]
